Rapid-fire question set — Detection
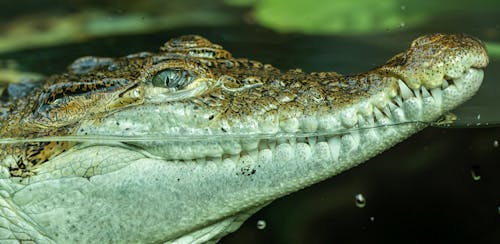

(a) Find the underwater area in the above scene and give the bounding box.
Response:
[0,0,499,243]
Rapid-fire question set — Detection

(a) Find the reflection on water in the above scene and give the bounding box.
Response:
[354,193,367,208]
[470,165,481,181]
[256,220,267,230]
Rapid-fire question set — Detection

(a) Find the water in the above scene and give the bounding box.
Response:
[0,0,499,243]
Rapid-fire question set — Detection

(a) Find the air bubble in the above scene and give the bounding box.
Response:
[355,194,366,208]
[400,5,406,11]
[470,165,481,181]
[256,220,266,230]
[400,22,406,28]
[493,140,498,147]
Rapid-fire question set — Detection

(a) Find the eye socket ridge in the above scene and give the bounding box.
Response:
[152,68,195,90]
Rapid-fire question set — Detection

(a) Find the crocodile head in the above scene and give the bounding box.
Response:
[0,33,488,243]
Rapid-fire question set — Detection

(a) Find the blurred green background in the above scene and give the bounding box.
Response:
[0,0,499,243]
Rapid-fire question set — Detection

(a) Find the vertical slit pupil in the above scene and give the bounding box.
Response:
[152,69,193,90]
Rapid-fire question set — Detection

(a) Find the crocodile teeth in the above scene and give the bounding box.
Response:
[328,136,341,161]
[373,107,385,121]
[387,101,399,111]
[421,86,431,98]
[394,96,403,107]
[398,79,414,99]
[430,87,443,106]
[383,105,392,117]
[441,79,450,89]
[307,137,317,146]
[412,88,421,99]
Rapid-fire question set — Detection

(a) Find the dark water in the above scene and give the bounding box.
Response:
[0,1,499,243]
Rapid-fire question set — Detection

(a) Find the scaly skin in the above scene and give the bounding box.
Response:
[0,33,489,243]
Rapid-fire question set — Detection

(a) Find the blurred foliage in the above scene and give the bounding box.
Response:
[0,0,240,53]
[1,0,499,52]
[226,0,500,34]
[254,0,419,34]
[486,42,500,60]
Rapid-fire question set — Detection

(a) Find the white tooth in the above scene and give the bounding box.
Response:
[442,79,449,89]
[398,79,414,99]
[430,87,442,107]
[388,101,398,111]
[394,95,403,107]
[308,137,317,146]
[384,103,397,118]
[412,88,421,99]
[373,107,385,121]
[421,86,431,98]
[328,136,341,161]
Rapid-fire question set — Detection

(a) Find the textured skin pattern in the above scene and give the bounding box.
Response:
[0,34,489,242]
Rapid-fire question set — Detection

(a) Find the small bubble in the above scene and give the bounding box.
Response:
[399,22,406,28]
[494,140,499,147]
[470,165,481,181]
[400,5,406,11]
[355,194,366,208]
[498,206,500,215]
[256,220,266,230]
[370,216,375,222]
[477,114,481,120]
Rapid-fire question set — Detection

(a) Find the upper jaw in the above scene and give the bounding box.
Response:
[77,34,489,141]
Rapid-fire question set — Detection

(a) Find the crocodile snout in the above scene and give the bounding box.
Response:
[379,33,489,89]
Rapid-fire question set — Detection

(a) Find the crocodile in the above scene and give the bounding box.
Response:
[0,33,489,243]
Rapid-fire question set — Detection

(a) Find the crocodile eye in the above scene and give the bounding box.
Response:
[152,69,194,90]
